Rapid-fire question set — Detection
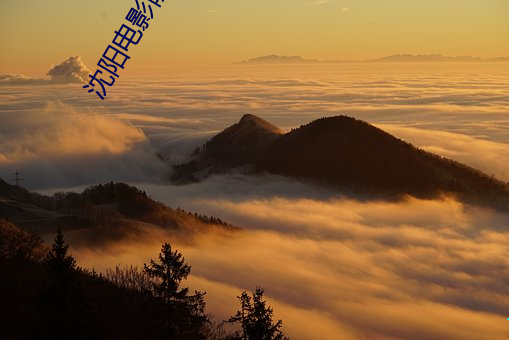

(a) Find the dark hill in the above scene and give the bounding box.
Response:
[0,180,234,236]
[172,114,282,181]
[0,221,209,339]
[203,113,282,167]
[174,115,509,209]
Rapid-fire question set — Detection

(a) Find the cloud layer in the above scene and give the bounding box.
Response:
[0,101,168,188]
[378,124,509,181]
[69,177,509,340]
[2,63,508,188]
[2,63,508,338]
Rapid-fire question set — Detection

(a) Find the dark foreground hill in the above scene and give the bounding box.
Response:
[173,114,509,210]
[0,221,211,339]
[0,201,283,340]
[0,184,241,338]
[0,180,234,238]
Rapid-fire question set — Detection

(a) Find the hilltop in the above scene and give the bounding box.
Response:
[0,180,235,239]
[173,114,509,210]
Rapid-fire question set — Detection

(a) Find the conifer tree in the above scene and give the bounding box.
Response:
[229,288,288,340]
[40,228,84,340]
[144,242,207,339]
[45,228,76,274]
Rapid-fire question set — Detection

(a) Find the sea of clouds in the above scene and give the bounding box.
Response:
[72,177,509,339]
[1,61,508,187]
[1,58,509,339]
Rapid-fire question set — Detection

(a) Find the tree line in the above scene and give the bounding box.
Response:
[0,223,288,340]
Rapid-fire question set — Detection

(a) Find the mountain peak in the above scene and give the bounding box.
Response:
[239,113,261,123]
[201,114,283,167]
[171,115,283,176]
[172,114,509,211]
[237,114,283,134]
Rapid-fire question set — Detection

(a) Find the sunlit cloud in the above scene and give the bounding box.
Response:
[0,101,169,188]
[0,101,145,162]
[47,56,91,83]
[69,185,509,340]
[0,73,45,84]
[1,63,505,339]
[1,64,508,189]
[377,124,509,182]
[0,56,90,84]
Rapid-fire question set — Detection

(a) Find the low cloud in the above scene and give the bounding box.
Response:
[68,178,509,340]
[1,63,508,191]
[0,73,45,84]
[378,124,509,182]
[0,101,145,162]
[2,56,507,340]
[0,56,90,84]
[0,101,169,189]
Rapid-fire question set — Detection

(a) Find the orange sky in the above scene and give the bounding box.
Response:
[1,0,508,75]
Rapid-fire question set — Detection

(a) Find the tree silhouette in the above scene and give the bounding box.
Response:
[144,242,208,339]
[45,228,76,274]
[229,288,288,340]
[40,228,84,340]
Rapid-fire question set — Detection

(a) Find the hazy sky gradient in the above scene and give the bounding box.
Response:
[1,0,508,74]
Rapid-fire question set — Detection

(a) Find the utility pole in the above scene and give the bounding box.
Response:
[11,170,23,187]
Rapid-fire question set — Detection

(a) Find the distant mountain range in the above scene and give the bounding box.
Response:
[238,54,509,64]
[173,114,509,210]
[371,54,482,62]
[238,55,320,64]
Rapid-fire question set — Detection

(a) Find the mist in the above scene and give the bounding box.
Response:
[68,181,509,340]
[2,62,509,339]
[1,63,508,190]
[0,101,169,189]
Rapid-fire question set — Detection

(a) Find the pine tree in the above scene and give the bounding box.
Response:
[144,242,207,339]
[230,291,251,340]
[45,228,76,275]
[229,288,288,340]
[144,243,190,303]
[40,228,84,340]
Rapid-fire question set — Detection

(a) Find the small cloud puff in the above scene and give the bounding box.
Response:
[47,56,91,83]
[0,56,91,84]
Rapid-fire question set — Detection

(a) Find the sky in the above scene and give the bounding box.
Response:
[1,0,508,75]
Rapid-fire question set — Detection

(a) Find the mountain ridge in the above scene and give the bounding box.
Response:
[173,114,509,210]
[172,114,283,181]
[0,180,235,238]
[237,54,509,64]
